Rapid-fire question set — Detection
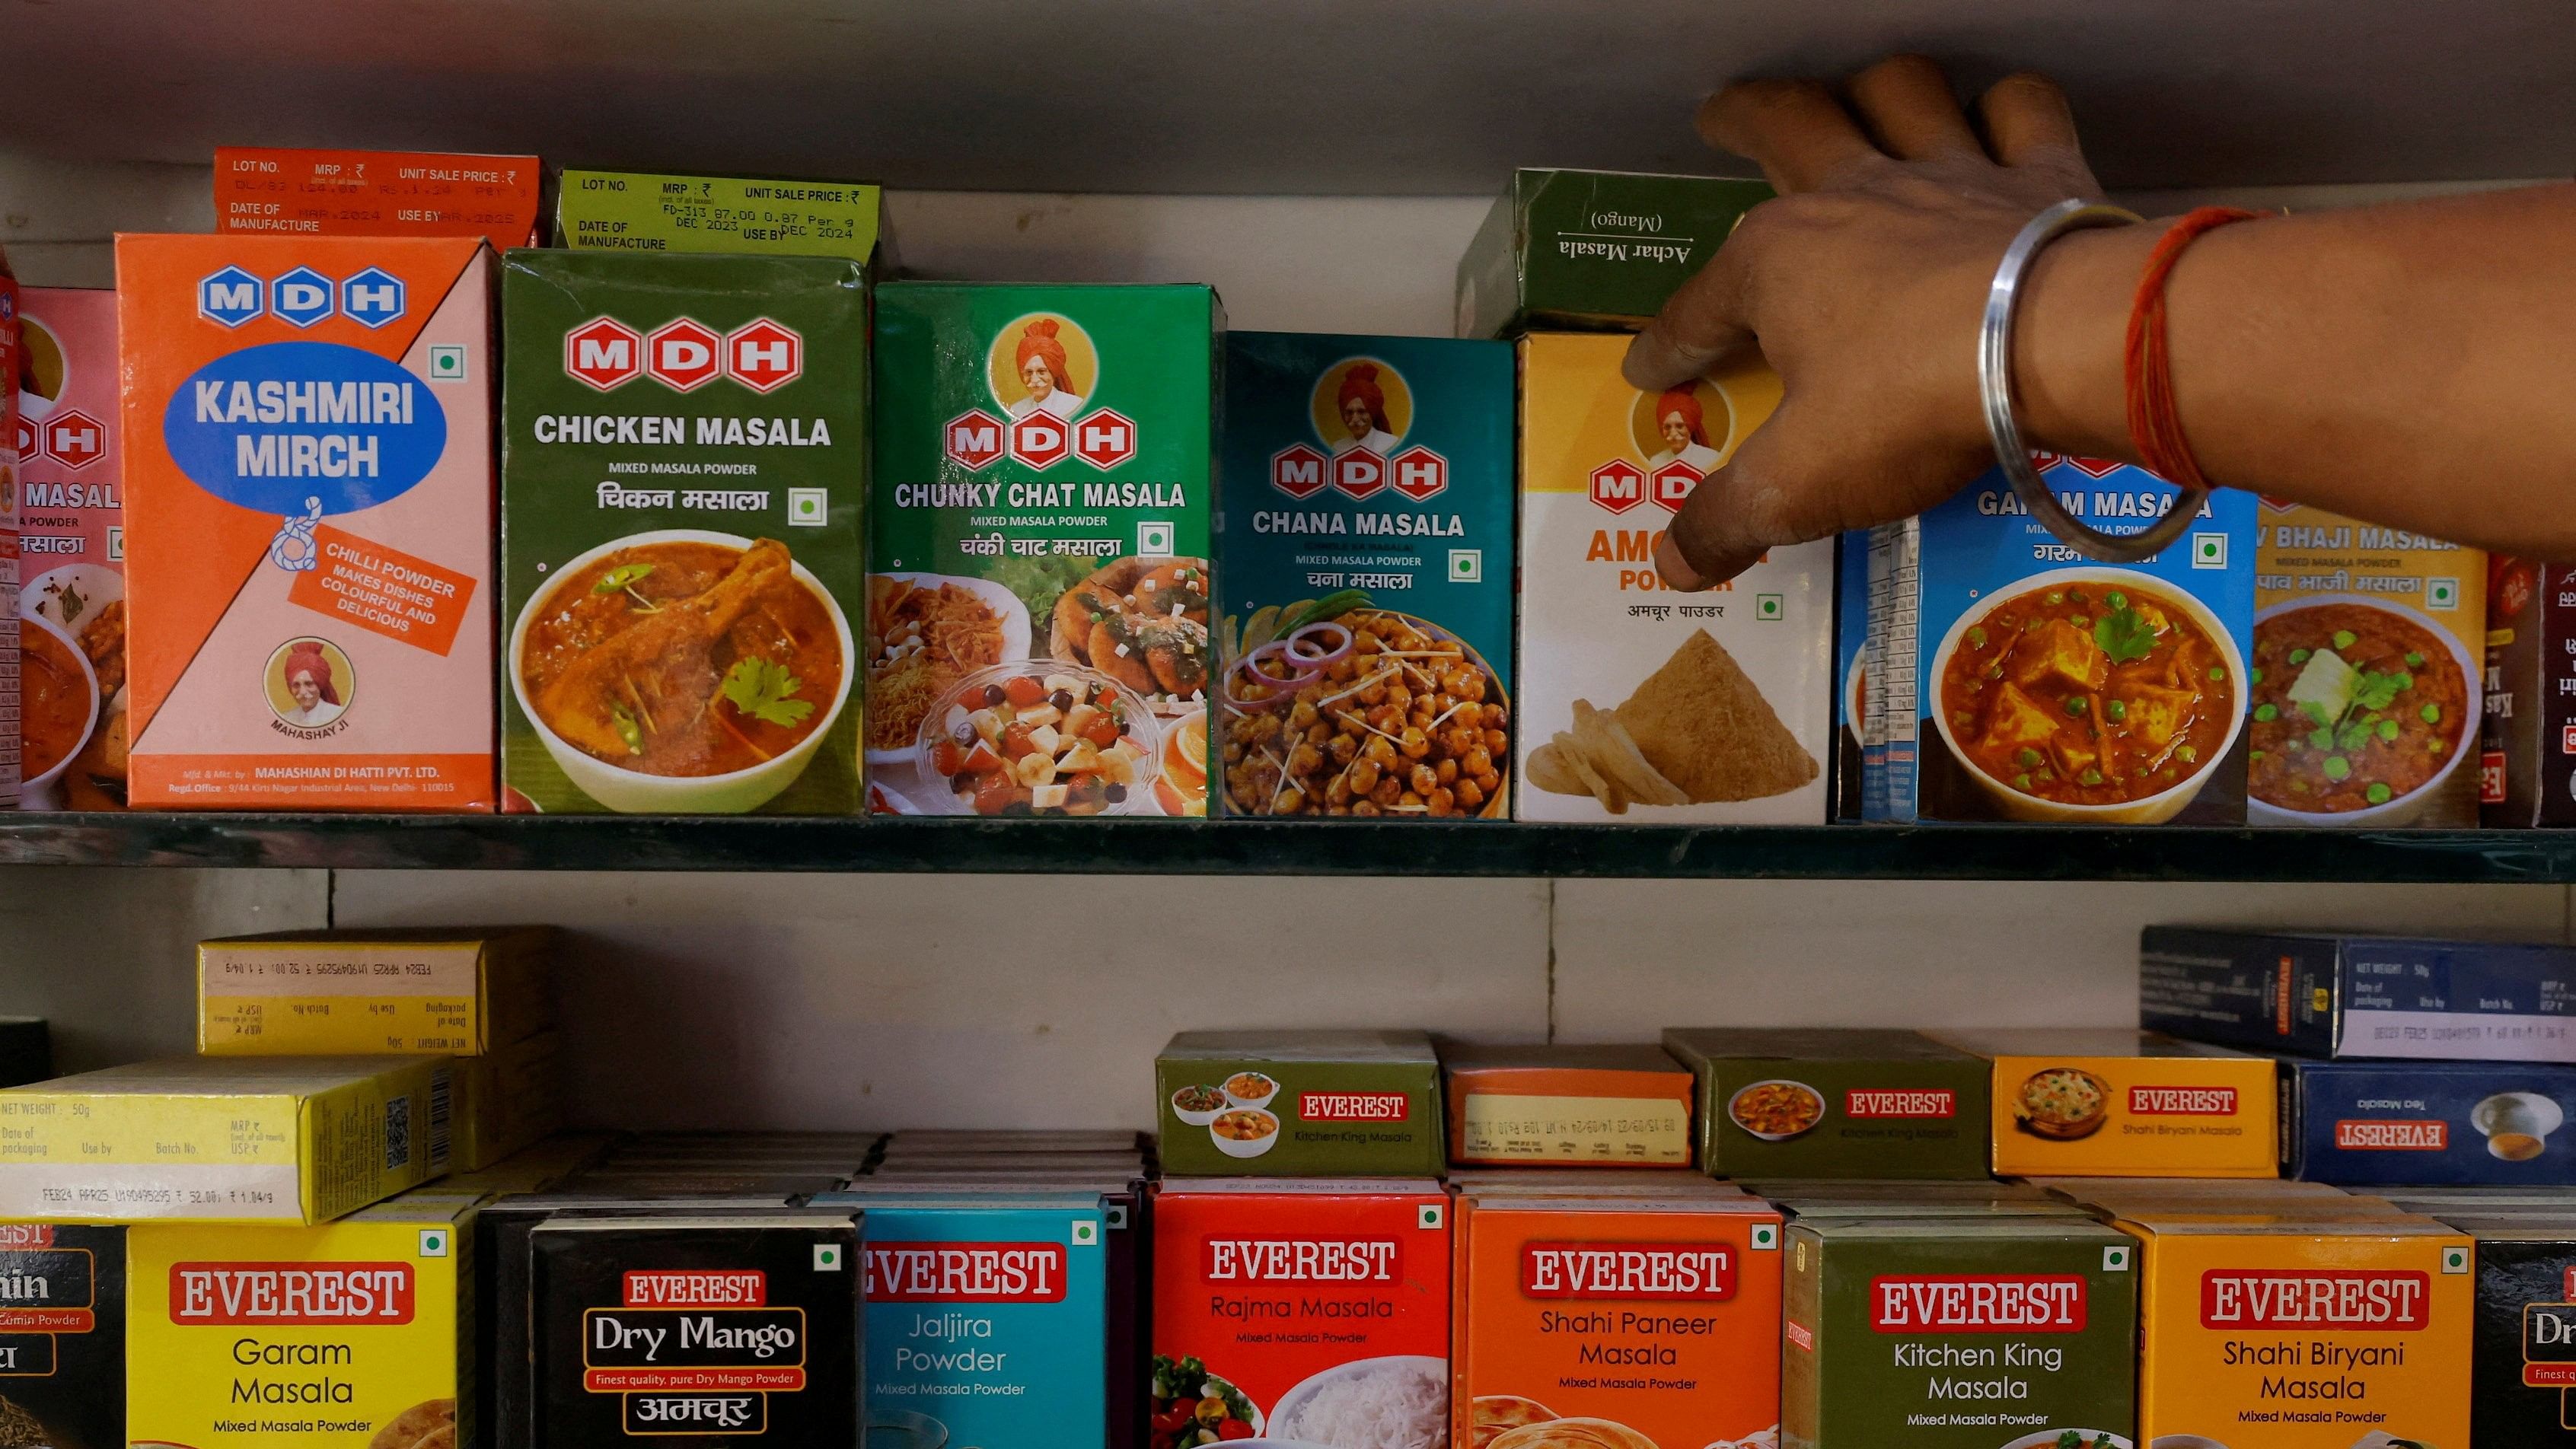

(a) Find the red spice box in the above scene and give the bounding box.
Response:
[1151,1180,1450,1448]
[215,148,544,249]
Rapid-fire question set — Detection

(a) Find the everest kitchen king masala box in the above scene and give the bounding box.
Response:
[1156,1030,1443,1177]
[1217,332,1513,820]
[119,234,498,810]
[500,250,868,814]
[871,283,1219,817]
[1152,1180,1449,1449]
[14,285,127,810]
[1516,331,1828,822]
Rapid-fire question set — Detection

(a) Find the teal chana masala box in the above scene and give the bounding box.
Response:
[1217,333,1515,818]
[498,250,870,814]
[870,284,1219,818]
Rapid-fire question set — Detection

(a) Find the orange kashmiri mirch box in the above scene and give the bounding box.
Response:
[118,235,497,810]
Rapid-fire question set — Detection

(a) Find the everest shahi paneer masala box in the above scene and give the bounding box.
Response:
[871,283,1219,818]
[499,249,869,815]
[1218,332,1513,820]
[1516,331,1828,823]
[14,286,127,810]
[119,234,498,810]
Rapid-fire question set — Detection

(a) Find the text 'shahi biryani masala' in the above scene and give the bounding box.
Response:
[1515,331,1828,823]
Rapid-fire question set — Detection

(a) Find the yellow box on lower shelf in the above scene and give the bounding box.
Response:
[452,1030,565,1173]
[0,1056,452,1223]
[198,926,554,1056]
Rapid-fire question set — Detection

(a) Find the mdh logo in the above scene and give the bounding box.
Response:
[1590,458,1700,514]
[198,265,406,331]
[26,409,107,470]
[564,316,803,394]
[945,407,1140,472]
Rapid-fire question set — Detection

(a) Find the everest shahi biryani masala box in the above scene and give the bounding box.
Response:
[1938,1030,2279,1180]
[1516,331,1828,822]
[119,234,498,810]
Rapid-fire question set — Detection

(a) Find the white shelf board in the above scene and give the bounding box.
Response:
[11,0,2572,193]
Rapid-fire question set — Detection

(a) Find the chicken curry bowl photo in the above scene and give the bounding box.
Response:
[1930,567,2247,824]
[511,530,856,814]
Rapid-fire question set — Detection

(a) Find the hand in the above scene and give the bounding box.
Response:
[1624,56,2126,589]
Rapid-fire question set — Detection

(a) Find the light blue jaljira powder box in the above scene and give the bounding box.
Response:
[817,1189,1114,1448]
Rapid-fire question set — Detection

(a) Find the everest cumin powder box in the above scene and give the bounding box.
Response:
[1665,1028,1992,1180]
[199,925,553,1056]
[14,285,127,810]
[0,1221,125,1449]
[554,170,888,265]
[1938,1030,2278,1179]
[1783,1215,2139,1448]
[1440,1043,1694,1167]
[1151,1180,1449,1449]
[1453,1190,1784,1449]
[0,1056,451,1223]
[1156,1030,1443,1177]
[126,1194,474,1449]
[215,147,544,247]
[2122,1209,2472,1447]
[1455,167,1772,339]
[119,234,499,810]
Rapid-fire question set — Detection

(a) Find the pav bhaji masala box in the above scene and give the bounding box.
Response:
[118,234,499,810]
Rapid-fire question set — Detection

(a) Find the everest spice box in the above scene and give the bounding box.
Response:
[2120,1210,2472,1448]
[1151,1181,1449,1448]
[529,1212,863,1446]
[2279,1057,2576,1185]
[1865,457,2259,823]
[1782,1215,2141,1448]
[555,170,888,266]
[2141,925,2576,1062]
[2251,502,2485,826]
[14,286,126,810]
[1216,331,1514,820]
[1156,1030,1443,1177]
[1516,332,1829,822]
[0,1222,124,1449]
[2481,556,2576,826]
[499,249,869,815]
[1665,1028,1994,1180]
[126,1194,475,1449]
[199,925,553,1055]
[215,147,544,247]
[0,1056,451,1222]
[1455,167,1772,339]
[1938,1030,2278,1179]
[1453,1190,1784,1449]
[118,234,499,810]
[869,282,1220,817]
[2439,1214,2576,1446]
[1439,1042,1692,1167]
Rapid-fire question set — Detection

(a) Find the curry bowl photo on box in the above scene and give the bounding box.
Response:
[910,659,1168,817]
[2246,594,2480,826]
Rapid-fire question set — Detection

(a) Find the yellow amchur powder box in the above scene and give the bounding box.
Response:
[199,926,553,1056]
[0,1056,451,1223]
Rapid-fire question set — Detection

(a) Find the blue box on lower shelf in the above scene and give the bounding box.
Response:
[2142,926,2576,1062]
[2282,1057,2576,1184]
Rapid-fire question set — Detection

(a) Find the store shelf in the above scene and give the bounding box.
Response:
[12,1,2571,194]
[1,814,2572,880]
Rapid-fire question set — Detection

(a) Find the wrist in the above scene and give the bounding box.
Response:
[2011,221,2155,463]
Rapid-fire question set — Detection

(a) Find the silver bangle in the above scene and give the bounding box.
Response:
[1980,198,2206,565]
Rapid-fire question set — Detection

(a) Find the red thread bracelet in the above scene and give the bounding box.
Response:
[2124,205,2264,488]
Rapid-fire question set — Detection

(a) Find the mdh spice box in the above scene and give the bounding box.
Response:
[1156,1030,1443,1177]
[529,1212,863,1446]
[2278,1057,2576,1186]
[1664,1028,1994,1181]
[0,1222,123,1449]
[1937,1030,2279,1180]
[554,170,889,265]
[2480,555,2576,825]
[1440,1043,1694,1167]
[120,234,498,810]
[14,286,125,809]
[2437,1213,2576,1446]
[199,925,553,1056]
[1455,167,1771,339]
[1217,331,1513,820]
[2251,501,2485,826]
[1454,1190,1784,1449]
[499,249,868,814]
[2141,926,2576,1062]
[870,283,1219,817]
[1866,457,2259,823]
[126,1194,473,1449]
[215,146,544,247]
[2121,1209,2472,1448]
[1783,1215,2140,1449]
[1516,331,1829,823]
[1152,1180,1449,1449]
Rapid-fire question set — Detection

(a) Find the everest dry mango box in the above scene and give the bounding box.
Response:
[199,926,553,1056]
[0,1221,124,1449]
[119,234,499,810]
[2442,1214,2576,1447]
[1940,1030,2279,1179]
[0,1056,450,1223]
[14,285,127,811]
[125,1195,474,1449]
[1516,332,1829,823]
[2123,1210,2472,1448]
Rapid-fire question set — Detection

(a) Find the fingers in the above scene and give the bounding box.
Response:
[1621,233,1758,392]
[1698,79,1881,193]
[1843,55,1981,162]
[1975,72,2094,182]
[1655,415,1810,591]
